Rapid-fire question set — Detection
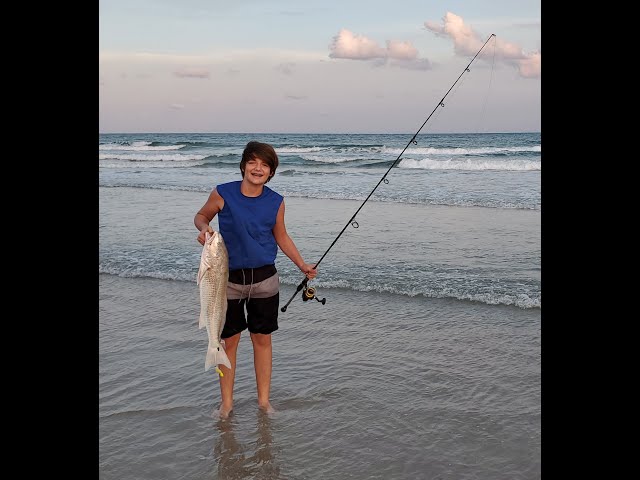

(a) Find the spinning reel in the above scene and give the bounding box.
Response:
[302,285,326,304]
[281,278,326,312]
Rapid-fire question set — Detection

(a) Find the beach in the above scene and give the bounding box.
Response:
[100,270,539,479]
[99,132,540,479]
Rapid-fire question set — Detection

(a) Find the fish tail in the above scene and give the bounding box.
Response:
[204,342,232,372]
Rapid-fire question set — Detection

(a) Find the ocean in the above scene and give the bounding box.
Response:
[99,132,541,479]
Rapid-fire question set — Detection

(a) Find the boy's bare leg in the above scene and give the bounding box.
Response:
[216,332,241,419]
[251,332,274,413]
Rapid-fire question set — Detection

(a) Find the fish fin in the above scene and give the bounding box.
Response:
[197,264,208,285]
[204,343,232,372]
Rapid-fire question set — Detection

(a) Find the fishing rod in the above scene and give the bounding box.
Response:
[281,33,496,313]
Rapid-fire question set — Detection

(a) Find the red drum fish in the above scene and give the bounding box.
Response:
[197,231,232,376]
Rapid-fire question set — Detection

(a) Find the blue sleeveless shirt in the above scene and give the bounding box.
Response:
[216,180,284,270]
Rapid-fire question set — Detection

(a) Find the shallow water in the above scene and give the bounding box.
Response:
[99,273,540,479]
[99,132,540,478]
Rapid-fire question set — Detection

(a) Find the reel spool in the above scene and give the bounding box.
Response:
[302,286,326,304]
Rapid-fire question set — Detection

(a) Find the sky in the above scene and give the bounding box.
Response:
[99,0,541,134]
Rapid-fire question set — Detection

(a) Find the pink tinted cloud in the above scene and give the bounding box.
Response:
[424,12,540,78]
[385,40,418,60]
[329,29,386,59]
[328,29,430,69]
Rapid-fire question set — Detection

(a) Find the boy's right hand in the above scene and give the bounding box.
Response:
[197,225,214,245]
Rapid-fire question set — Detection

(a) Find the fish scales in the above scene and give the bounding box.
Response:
[197,231,232,374]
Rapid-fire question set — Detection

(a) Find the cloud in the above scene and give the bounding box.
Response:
[386,40,418,60]
[328,28,431,70]
[329,29,386,59]
[173,68,210,79]
[424,12,540,78]
[517,52,540,78]
[169,103,185,110]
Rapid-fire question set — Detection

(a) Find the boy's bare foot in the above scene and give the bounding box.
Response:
[213,403,234,419]
[258,402,275,414]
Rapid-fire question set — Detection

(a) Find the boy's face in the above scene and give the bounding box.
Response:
[243,156,273,185]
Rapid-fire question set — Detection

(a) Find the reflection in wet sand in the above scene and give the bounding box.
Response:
[214,411,281,479]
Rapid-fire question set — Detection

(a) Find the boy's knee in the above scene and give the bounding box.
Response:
[250,332,272,347]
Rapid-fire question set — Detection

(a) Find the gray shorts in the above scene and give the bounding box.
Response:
[222,266,280,337]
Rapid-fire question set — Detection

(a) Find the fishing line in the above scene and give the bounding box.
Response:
[281,34,497,313]
[475,39,498,134]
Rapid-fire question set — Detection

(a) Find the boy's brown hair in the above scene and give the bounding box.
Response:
[240,141,279,183]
